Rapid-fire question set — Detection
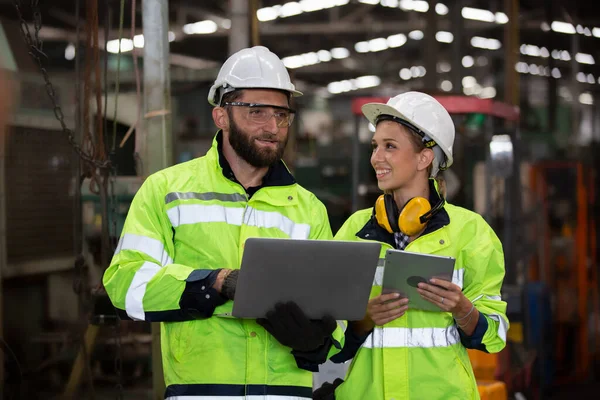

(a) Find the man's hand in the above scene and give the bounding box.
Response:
[212,269,239,300]
[257,301,336,352]
[212,269,232,293]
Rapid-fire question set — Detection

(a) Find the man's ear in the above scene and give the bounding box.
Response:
[418,148,435,172]
[213,107,229,130]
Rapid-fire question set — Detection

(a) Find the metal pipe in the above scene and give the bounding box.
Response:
[450,0,464,94]
[142,1,173,398]
[229,0,250,55]
[352,114,360,212]
[143,0,173,175]
[423,4,438,91]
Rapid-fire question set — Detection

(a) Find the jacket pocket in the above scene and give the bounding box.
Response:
[167,320,193,361]
[453,350,479,399]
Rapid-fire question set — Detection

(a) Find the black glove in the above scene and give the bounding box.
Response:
[221,269,239,300]
[312,378,344,400]
[257,301,337,352]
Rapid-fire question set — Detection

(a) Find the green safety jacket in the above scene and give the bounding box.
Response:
[103,132,344,399]
[332,181,508,400]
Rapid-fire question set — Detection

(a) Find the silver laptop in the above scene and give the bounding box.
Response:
[382,249,456,312]
[231,237,381,320]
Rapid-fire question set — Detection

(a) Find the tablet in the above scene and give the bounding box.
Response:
[381,249,456,312]
[230,237,381,320]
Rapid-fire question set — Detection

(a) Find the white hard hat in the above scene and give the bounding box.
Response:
[362,91,455,177]
[208,46,303,106]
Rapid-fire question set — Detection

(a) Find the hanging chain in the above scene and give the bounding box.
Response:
[13,0,111,171]
[14,0,126,397]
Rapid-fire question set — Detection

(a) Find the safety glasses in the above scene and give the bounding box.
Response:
[224,102,296,128]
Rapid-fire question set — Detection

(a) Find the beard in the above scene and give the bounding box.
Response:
[228,114,288,168]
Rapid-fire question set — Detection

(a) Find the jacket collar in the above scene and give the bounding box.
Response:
[212,130,296,188]
[356,179,450,246]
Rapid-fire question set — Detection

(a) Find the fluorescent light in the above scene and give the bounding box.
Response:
[358,0,379,4]
[400,0,429,13]
[414,66,426,77]
[257,7,279,21]
[495,12,508,24]
[515,62,528,73]
[577,72,586,83]
[133,34,144,48]
[327,75,380,94]
[302,52,320,65]
[435,3,448,15]
[399,65,425,81]
[331,47,350,59]
[594,27,600,38]
[575,53,595,65]
[462,7,495,23]
[369,38,389,52]
[355,41,369,53]
[409,30,424,40]
[579,93,593,105]
[540,47,549,58]
[106,38,134,53]
[283,47,346,69]
[528,64,539,75]
[65,43,75,60]
[280,2,303,17]
[462,76,476,87]
[381,0,399,7]
[541,22,551,32]
[355,75,381,88]
[440,80,453,92]
[552,68,561,78]
[436,31,454,43]
[551,21,576,34]
[283,55,305,69]
[183,20,218,34]
[462,55,474,68]
[552,49,571,61]
[480,87,496,99]
[588,74,595,84]
[387,33,407,48]
[399,68,412,80]
[258,0,350,21]
[317,50,332,62]
[437,61,451,73]
[471,36,502,50]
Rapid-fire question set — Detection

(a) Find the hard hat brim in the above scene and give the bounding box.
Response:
[361,103,410,127]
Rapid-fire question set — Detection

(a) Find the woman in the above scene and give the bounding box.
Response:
[320,92,508,399]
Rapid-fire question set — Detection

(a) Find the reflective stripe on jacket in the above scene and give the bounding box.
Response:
[333,196,508,400]
[103,133,343,398]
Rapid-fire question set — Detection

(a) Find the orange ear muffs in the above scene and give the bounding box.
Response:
[374,194,444,236]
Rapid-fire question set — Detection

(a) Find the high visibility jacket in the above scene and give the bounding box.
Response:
[103,132,344,399]
[333,184,508,400]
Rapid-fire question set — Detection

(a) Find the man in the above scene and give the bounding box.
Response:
[103,46,343,399]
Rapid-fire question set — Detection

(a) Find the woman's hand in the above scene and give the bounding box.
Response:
[350,293,409,336]
[367,293,410,326]
[416,278,470,315]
